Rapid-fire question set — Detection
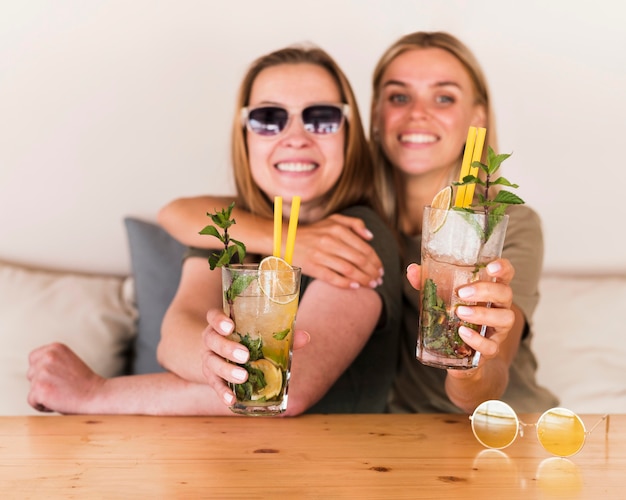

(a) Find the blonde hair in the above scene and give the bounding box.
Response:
[231,44,381,219]
[370,31,497,225]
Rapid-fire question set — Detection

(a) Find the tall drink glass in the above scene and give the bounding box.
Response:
[222,263,301,415]
[416,207,509,369]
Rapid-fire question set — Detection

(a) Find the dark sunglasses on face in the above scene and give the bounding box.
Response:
[241,103,349,137]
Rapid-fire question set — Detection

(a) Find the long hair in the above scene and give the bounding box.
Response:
[370,31,496,226]
[231,44,381,219]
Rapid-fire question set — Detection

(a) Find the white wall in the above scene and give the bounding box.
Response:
[1,0,625,276]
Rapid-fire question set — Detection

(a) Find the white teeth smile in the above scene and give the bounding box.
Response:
[400,133,437,144]
[275,162,317,172]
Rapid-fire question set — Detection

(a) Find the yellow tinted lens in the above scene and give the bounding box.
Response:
[472,400,519,449]
[537,408,586,457]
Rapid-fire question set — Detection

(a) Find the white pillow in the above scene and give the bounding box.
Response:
[0,260,137,415]
[533,273,626,413]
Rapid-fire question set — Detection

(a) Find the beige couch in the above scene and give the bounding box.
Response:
[1,260,137,415]
[2,254,624,415]
[533,272,626,414]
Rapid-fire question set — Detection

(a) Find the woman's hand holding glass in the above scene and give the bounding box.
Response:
[201,308,310,407]
[407,257,516,368]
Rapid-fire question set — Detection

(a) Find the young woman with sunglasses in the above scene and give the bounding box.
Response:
[158,32,557,416]
[27,45,402,416]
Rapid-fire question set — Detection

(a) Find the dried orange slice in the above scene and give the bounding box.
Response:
[258,256,298,304]
[429,186,452,232]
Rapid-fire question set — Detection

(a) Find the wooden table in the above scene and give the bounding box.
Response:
[0,413,623,498]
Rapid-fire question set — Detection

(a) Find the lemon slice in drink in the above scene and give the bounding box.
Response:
[249,358,282,400]
[429,186,452,233]
[258,256,298,304]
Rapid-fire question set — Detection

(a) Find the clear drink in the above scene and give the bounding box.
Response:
[417,254,488,368]
[416,207,508,369]
[222,263,301,415]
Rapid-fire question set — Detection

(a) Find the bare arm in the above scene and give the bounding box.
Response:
[27,256,230,416]
[158,195,384,289]
[158,195,271,251]
[281,280,383,415]
[27,343,232,415]
[159,251,383,415]
[407,259,519,414]
[170,273,383,416]
[26,254,309,416]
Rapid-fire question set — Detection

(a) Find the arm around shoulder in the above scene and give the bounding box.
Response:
[158,195,236,247]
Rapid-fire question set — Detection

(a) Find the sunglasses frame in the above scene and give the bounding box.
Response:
[240,103,350,137]
[469,399,609,457]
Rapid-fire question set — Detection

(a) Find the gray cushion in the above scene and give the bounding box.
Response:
[124,217,186,374]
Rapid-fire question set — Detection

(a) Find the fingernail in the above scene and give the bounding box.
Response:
[379,267,385,277]
[369,280,379,288]
[224,392,235,405]
[458,326,472,339]
[406,263,418,274]
[350,282,360,289]
[219,320,234,335]
[232,367,247,381]
[233,349,248,363]
[487,261,501,274]
[457,305,473,317]
[377,277,383,286]
[458,286,474,299]
[364,229,374,239]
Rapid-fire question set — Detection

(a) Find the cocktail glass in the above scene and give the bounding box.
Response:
[222,263,301,415]
[416,207,509,369]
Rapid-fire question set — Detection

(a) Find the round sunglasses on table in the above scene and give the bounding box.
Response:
[470,399,609,457]
[241,103,350,137]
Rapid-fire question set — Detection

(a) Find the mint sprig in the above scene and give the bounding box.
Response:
[454,146,525,216]
[453,146,525,242]
[199,202,247,269]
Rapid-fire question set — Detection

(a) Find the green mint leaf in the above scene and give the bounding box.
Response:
[246,365,267,390]
[230,239,247,264]
[226,273,257,303]
[484,147,512,175]
[454,174,484,187]
[239,333,263,361]
[233,362,267,400]
[200,202,247,271]
[493,190,525,205]
[485,210,508,240]
[490,176,519,188]
[224,245,239,264]
[490,205,508,218]
[212,250,231,269]
[210,213,234,229]
[273,328,290,341]
[208,202,236,228]
[470,161,489,175]
[199,225,224,241]
[208,253,221,270]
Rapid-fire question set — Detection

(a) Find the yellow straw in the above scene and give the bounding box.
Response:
[462,127,487,208]
[454,126,477,208]
[284,196,301,265]
[273,196,282,257]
